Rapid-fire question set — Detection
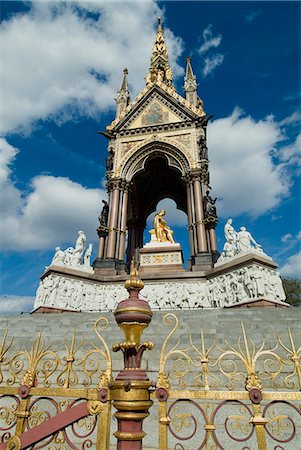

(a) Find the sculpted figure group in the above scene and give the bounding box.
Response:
[35,274,125,311]
[50,230,93,271]
[221,219,263,260]
[35,261,286,312]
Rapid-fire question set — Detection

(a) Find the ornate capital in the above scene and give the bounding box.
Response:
[106,177,129,193]
[97,225,109,238]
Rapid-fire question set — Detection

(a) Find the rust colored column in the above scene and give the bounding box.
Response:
[118,188,129,261]
[193,177,208,253]
[209,227,217,252]
[106,187,120,258]
[111,267,153,450]
[186,180,196,256]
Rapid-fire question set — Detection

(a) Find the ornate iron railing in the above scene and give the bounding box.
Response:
[0,317,112,450]
[1,311,300,449]
[153,313,301,450]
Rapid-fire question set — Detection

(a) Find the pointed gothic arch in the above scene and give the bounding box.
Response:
[120,140,190,181]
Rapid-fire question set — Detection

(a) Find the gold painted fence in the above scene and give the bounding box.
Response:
[0,317,112,450]
[152,313,301,450]
[1,313,301,449]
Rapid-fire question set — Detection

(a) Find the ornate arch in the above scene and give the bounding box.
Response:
[120,138,191,181]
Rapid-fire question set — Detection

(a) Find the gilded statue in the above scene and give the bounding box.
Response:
[153,209,175,243]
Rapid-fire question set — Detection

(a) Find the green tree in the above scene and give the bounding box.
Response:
[282,278,301,307]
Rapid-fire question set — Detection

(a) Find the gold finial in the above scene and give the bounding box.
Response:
[124,257,144,291]
[145,17,174,88]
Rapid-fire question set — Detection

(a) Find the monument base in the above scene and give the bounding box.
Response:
[191,252,219,270]
[93,258,126,276]
[139,241,184,274]
[33,252,288,312]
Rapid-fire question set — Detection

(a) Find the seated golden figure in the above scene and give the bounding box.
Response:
[153,209,175,243]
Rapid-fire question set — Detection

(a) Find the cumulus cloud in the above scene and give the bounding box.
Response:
[280,251,301,278]
[0,1,183,134]
[0,139,106,251]
[208,108,289,217]
[0,295,34,315]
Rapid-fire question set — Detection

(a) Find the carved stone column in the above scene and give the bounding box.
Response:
[209,227,217,252]
[118,182,130,263]
[106,179,122,259]
[126,218,145,270]
[111,267,153,449]
[184,173,197,257]
[192,174,208,253]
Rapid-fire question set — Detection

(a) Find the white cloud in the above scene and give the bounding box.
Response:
[0,139,106,251]
[0,1,183,135]
[203,54,224,77]
[208,108,289,217]
[280,110,301,127]
[0,138,19,183]
[281,233,293,243]
[280,251,301,278]
[199,25,222,54]
[277,133,301,178]
[198,25,224,77]
[0,295,34,315]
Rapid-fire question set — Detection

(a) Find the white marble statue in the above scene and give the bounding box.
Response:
[51,247,65,266]
[219,219,266,261]
[71,230,87,266]
[224,218,237,245]
[48,230,93,272]
[237,226,262,253]
[84,244,93,267]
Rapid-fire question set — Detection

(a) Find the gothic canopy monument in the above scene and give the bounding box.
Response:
[34,19,287,313]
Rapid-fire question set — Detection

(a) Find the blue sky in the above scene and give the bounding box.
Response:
[0,1,300,314]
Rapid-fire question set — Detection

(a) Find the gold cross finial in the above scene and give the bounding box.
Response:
[145,18,174,88]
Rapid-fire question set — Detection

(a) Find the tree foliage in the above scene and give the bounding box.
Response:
[282,278,301,307]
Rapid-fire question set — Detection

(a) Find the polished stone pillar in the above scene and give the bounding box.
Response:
[193,177,208,253]
[118,187,129,262]
[97,236,105,259]
[209,227,217,252]
[186,178,196,257]
[106,181,121,259]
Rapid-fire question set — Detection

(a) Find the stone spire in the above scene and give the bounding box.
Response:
[145,17,174,88]
[184,56,198,107]
[116,68,130,117]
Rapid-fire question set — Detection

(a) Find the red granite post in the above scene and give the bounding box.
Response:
[111,265,154,449]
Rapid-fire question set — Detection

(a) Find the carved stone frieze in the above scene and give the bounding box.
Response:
[116,120,194,138]
[34,262,286,312]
